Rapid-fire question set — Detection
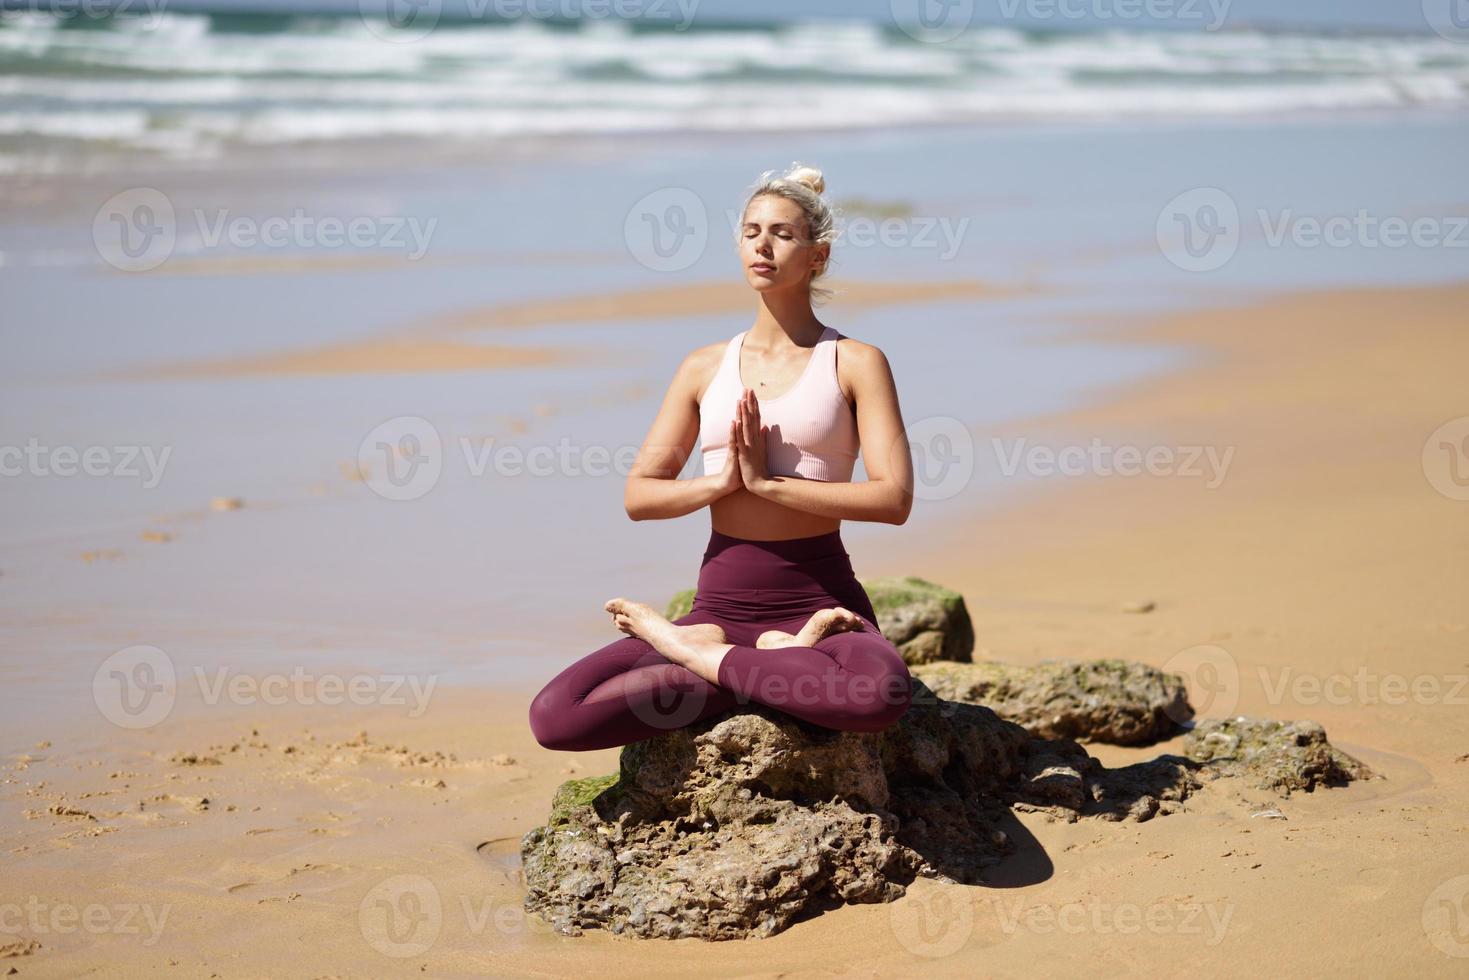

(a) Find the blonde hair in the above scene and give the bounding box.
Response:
[737,161,838,306]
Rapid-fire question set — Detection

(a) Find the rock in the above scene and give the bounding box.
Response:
[1181,718,1374,795]
[1121,599,1156,614]
[662,589,695,621]
[862,576,974,664]
[911,658,1191,745]
[520,682,1199,941]
[664,575,975,665]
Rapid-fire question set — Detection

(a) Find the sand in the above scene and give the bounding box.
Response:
[100,277,1021,381]
[4,280,1467,977]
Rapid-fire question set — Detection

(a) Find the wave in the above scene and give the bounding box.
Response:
[0,9,1464,172]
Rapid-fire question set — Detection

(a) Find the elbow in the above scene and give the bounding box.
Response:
[887,492,913,526]
[623,484,644,522]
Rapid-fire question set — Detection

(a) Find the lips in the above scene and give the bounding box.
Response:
[750,264,775,274]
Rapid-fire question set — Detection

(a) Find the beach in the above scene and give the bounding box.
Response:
[4,6,1469,974]
[3,276,1467,975]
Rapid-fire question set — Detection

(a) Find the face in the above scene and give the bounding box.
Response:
[738,194,828,293]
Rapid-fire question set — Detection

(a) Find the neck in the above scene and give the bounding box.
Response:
[749,286,825,348]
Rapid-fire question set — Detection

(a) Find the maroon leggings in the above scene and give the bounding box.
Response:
[528,528,914,751]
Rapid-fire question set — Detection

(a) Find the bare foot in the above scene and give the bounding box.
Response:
[604,598,731,685]
[756,607,865,649]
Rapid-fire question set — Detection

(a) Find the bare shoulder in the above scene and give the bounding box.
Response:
[685,337,731,404]
[832,333,894,404]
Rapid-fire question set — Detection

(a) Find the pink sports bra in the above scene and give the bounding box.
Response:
[698,325,859,483]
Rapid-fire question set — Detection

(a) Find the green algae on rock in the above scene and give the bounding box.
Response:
[1182,717,1375,794]
[521,680,1211,941]
[912,658,1192,745]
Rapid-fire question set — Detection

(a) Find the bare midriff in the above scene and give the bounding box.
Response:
[709,484,840,541]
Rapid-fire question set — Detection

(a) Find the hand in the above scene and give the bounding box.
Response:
[734,388,769,487]
[713,418,744,496]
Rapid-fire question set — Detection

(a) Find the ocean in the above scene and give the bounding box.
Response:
[1,5,1466,175]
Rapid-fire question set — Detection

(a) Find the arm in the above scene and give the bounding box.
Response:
[624,347,742,521]
[740,342,914,525]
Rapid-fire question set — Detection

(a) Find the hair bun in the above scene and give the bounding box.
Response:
[784,163,825,196]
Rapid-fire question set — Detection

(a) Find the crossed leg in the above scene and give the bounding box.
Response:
[529,602,914,752]
[603,598,865,687]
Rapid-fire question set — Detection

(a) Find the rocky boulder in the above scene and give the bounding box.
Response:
[519,679,1323,941]
[1181,717,1374,794]
[912,658,1192,745]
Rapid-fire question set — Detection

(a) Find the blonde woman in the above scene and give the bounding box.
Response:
[529,163,916,751]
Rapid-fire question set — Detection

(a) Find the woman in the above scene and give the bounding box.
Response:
[528,162,916,752]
